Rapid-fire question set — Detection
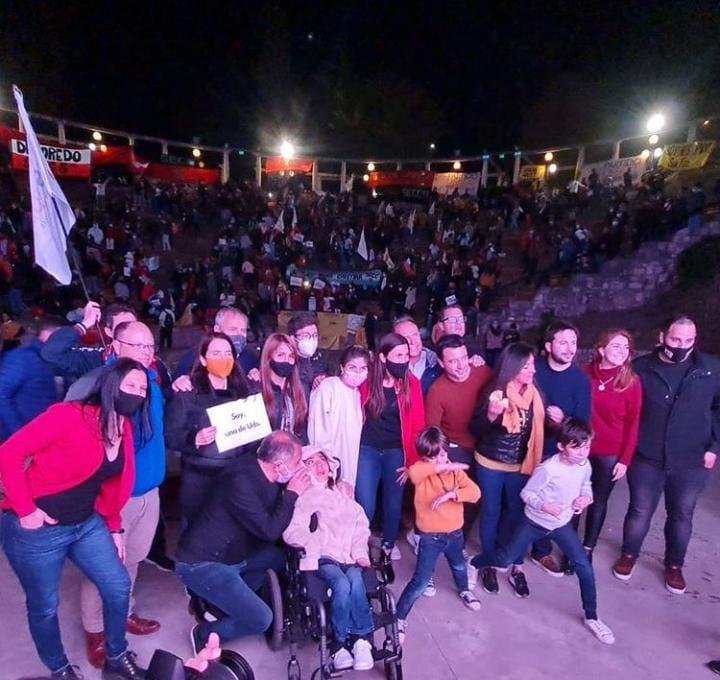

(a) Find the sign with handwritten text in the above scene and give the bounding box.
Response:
[206,394,272,453]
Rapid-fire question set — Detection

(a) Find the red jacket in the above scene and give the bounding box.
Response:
[584,363,643,466]
[360,374,426,466]
[0,403,135,531]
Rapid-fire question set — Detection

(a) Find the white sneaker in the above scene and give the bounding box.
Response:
[585,618,615,645]
[396,619,407,645]
[332,646,354,670]
[352,638,374,671]
[422,576,436,597]
[462,548,471,562]
[459,590,481,611]
[466,558,478,590]
[406,529,419,555]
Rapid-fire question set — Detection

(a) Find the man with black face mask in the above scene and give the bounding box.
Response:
[613,315,720,595]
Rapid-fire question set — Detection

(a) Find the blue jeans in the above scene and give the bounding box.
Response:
[621,459,708,566]
[477,516,598,619]
[474,465,527,566]
[2,512,131,673]
[175,545,283,646]
[396,529,468,620]
[355,445,405,548]
[317,562,374,643]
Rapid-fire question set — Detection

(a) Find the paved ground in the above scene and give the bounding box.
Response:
[2,468,720,680]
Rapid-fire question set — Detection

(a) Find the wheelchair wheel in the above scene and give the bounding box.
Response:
[218,650,255,680]
[384,660,403,680]
[263,569,285,651]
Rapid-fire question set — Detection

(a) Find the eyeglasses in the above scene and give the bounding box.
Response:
[296,333,319,342]
[116,339,156,353]
[442,316,466,326]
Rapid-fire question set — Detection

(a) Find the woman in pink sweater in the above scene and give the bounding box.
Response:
[583,329,642,559]
[283,445,375,673]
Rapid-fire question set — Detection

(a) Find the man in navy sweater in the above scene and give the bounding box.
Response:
[531,320,591,576]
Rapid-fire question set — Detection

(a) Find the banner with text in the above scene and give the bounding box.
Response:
[9,138,92,179]
[206,393,272,453]
[291,268,383,288]
[659,142,716,171]
[518,165,546,182]
[581,155,645,186]
[432,172,481,195]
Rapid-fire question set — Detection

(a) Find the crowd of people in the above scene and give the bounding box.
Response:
[1,296,719,678]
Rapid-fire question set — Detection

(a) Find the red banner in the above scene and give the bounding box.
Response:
[3,127,92,179]
[265,157,314,174]
[142,162,220,184]
[367,170,435,189]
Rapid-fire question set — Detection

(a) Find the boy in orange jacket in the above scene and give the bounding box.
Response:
[396,426,481,642]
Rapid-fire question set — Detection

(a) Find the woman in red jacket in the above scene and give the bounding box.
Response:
[0,358,150,680]
[357,333,425,560]
[583,329,642,560]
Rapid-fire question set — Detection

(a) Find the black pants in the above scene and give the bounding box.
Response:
[180,465,224,527]
[159,327,173,350]
[583,455,619,549]
[448,446,481,544]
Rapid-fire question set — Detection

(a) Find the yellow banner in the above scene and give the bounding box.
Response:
[659,141,715,171]
[519,164,546,181]
[277,311,366,349]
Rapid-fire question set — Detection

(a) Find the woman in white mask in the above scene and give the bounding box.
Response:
[308,345,369,489]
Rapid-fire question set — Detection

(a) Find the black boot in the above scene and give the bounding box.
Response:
[52,666,83,679]
[102,651,146,679]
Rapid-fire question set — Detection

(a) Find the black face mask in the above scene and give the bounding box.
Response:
[115,391,145,416]
[386,360,409,380]
[662,343,694,364]
[270,360,294,378]
[229,334,247,355]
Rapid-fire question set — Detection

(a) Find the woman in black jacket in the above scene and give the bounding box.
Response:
[165,332,257,525]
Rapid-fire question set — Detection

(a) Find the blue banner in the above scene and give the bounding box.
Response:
[291,268,383,288]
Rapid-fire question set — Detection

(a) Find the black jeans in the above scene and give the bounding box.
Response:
[621,458,709,567]
[180,465,224,528]
[448,445,481,543]
[583,455,619,549]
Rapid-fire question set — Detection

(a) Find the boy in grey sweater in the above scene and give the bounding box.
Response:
[468,418,615,645]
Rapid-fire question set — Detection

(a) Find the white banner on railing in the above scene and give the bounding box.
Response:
[581,155,645,186]
[432,172,481,195]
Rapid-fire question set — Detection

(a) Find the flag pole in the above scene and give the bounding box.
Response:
[50,196,107,349]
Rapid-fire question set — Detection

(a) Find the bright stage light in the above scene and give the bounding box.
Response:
[280,140,295,160]
[646,113,665,134]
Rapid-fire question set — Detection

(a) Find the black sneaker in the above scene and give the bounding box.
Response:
[52,666,83,679]
[143,554,175,572]
[707,660,720,675]
[585,548,594,565]
[508,568,530,598]
[102,651,146,679]
[481,567,499,594]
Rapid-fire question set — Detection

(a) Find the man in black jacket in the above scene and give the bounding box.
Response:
[613,315,720,594]
[175,431,311,652]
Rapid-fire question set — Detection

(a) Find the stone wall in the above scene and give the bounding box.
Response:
[486,222,720,339]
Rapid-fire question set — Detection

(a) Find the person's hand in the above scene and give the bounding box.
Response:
[487,398,505,420]
[546,406,564,424]
[571,495,593,513]
[81,301,101,330]
[704,451,717,469]
[112,532,126,563]
[247,368,261,382]
[612,462,628,481]
[195,426,217,448]
[19,508,57,530]
[431,490,457,511]
[469,354,486,367]
[184,632,222,672]
[395,466,409,485]
[541,502,563,517]
[336,480,354,498]
[172,374,193,392]
[312,373,327,391]
[356,557,371,568]
[286,466,312,495]
[435,462,470,473]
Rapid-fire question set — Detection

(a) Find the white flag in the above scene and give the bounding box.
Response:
[428,201,436,216]
[407,209,415,235]
[292,206,298,227]
[13,86,74,284]
[345,173,354,192]
[357,227,369,261]
[383,247,395,270]
[274,209,285,232]
[377,200,385,216]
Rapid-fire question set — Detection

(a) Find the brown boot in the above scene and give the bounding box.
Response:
[127,613,161,635]
[85,630,105,669]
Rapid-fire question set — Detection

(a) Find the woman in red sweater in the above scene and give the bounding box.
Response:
[583,329,642,560]
[0,358,149,680]
[357,333,425,560]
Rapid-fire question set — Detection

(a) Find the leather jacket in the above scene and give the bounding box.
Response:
[471,401,533,466]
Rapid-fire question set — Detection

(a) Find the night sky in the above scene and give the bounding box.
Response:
[1,0,719,157]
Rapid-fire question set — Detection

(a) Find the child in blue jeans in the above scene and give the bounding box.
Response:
[396,427,482,642]
[469,418,615,644]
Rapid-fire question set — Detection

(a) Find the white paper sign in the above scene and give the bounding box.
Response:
[313,279,326,290]
[305,240,314,248]
[206,394,272,452]
[290,276,303,287]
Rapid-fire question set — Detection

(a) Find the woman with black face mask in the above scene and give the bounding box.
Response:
[357,332,425,560]
[258,332,308,442]
[0,358,150,679]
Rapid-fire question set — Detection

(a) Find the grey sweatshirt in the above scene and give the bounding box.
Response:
[520,454,593,531]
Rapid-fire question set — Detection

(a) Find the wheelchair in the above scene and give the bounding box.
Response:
[262,537,404,680]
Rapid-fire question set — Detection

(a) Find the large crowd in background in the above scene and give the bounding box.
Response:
[0,167,719,679]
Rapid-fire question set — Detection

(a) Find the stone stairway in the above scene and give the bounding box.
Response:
[485,222,720,334]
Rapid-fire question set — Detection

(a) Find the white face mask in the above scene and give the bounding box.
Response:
[297,338,318,358]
